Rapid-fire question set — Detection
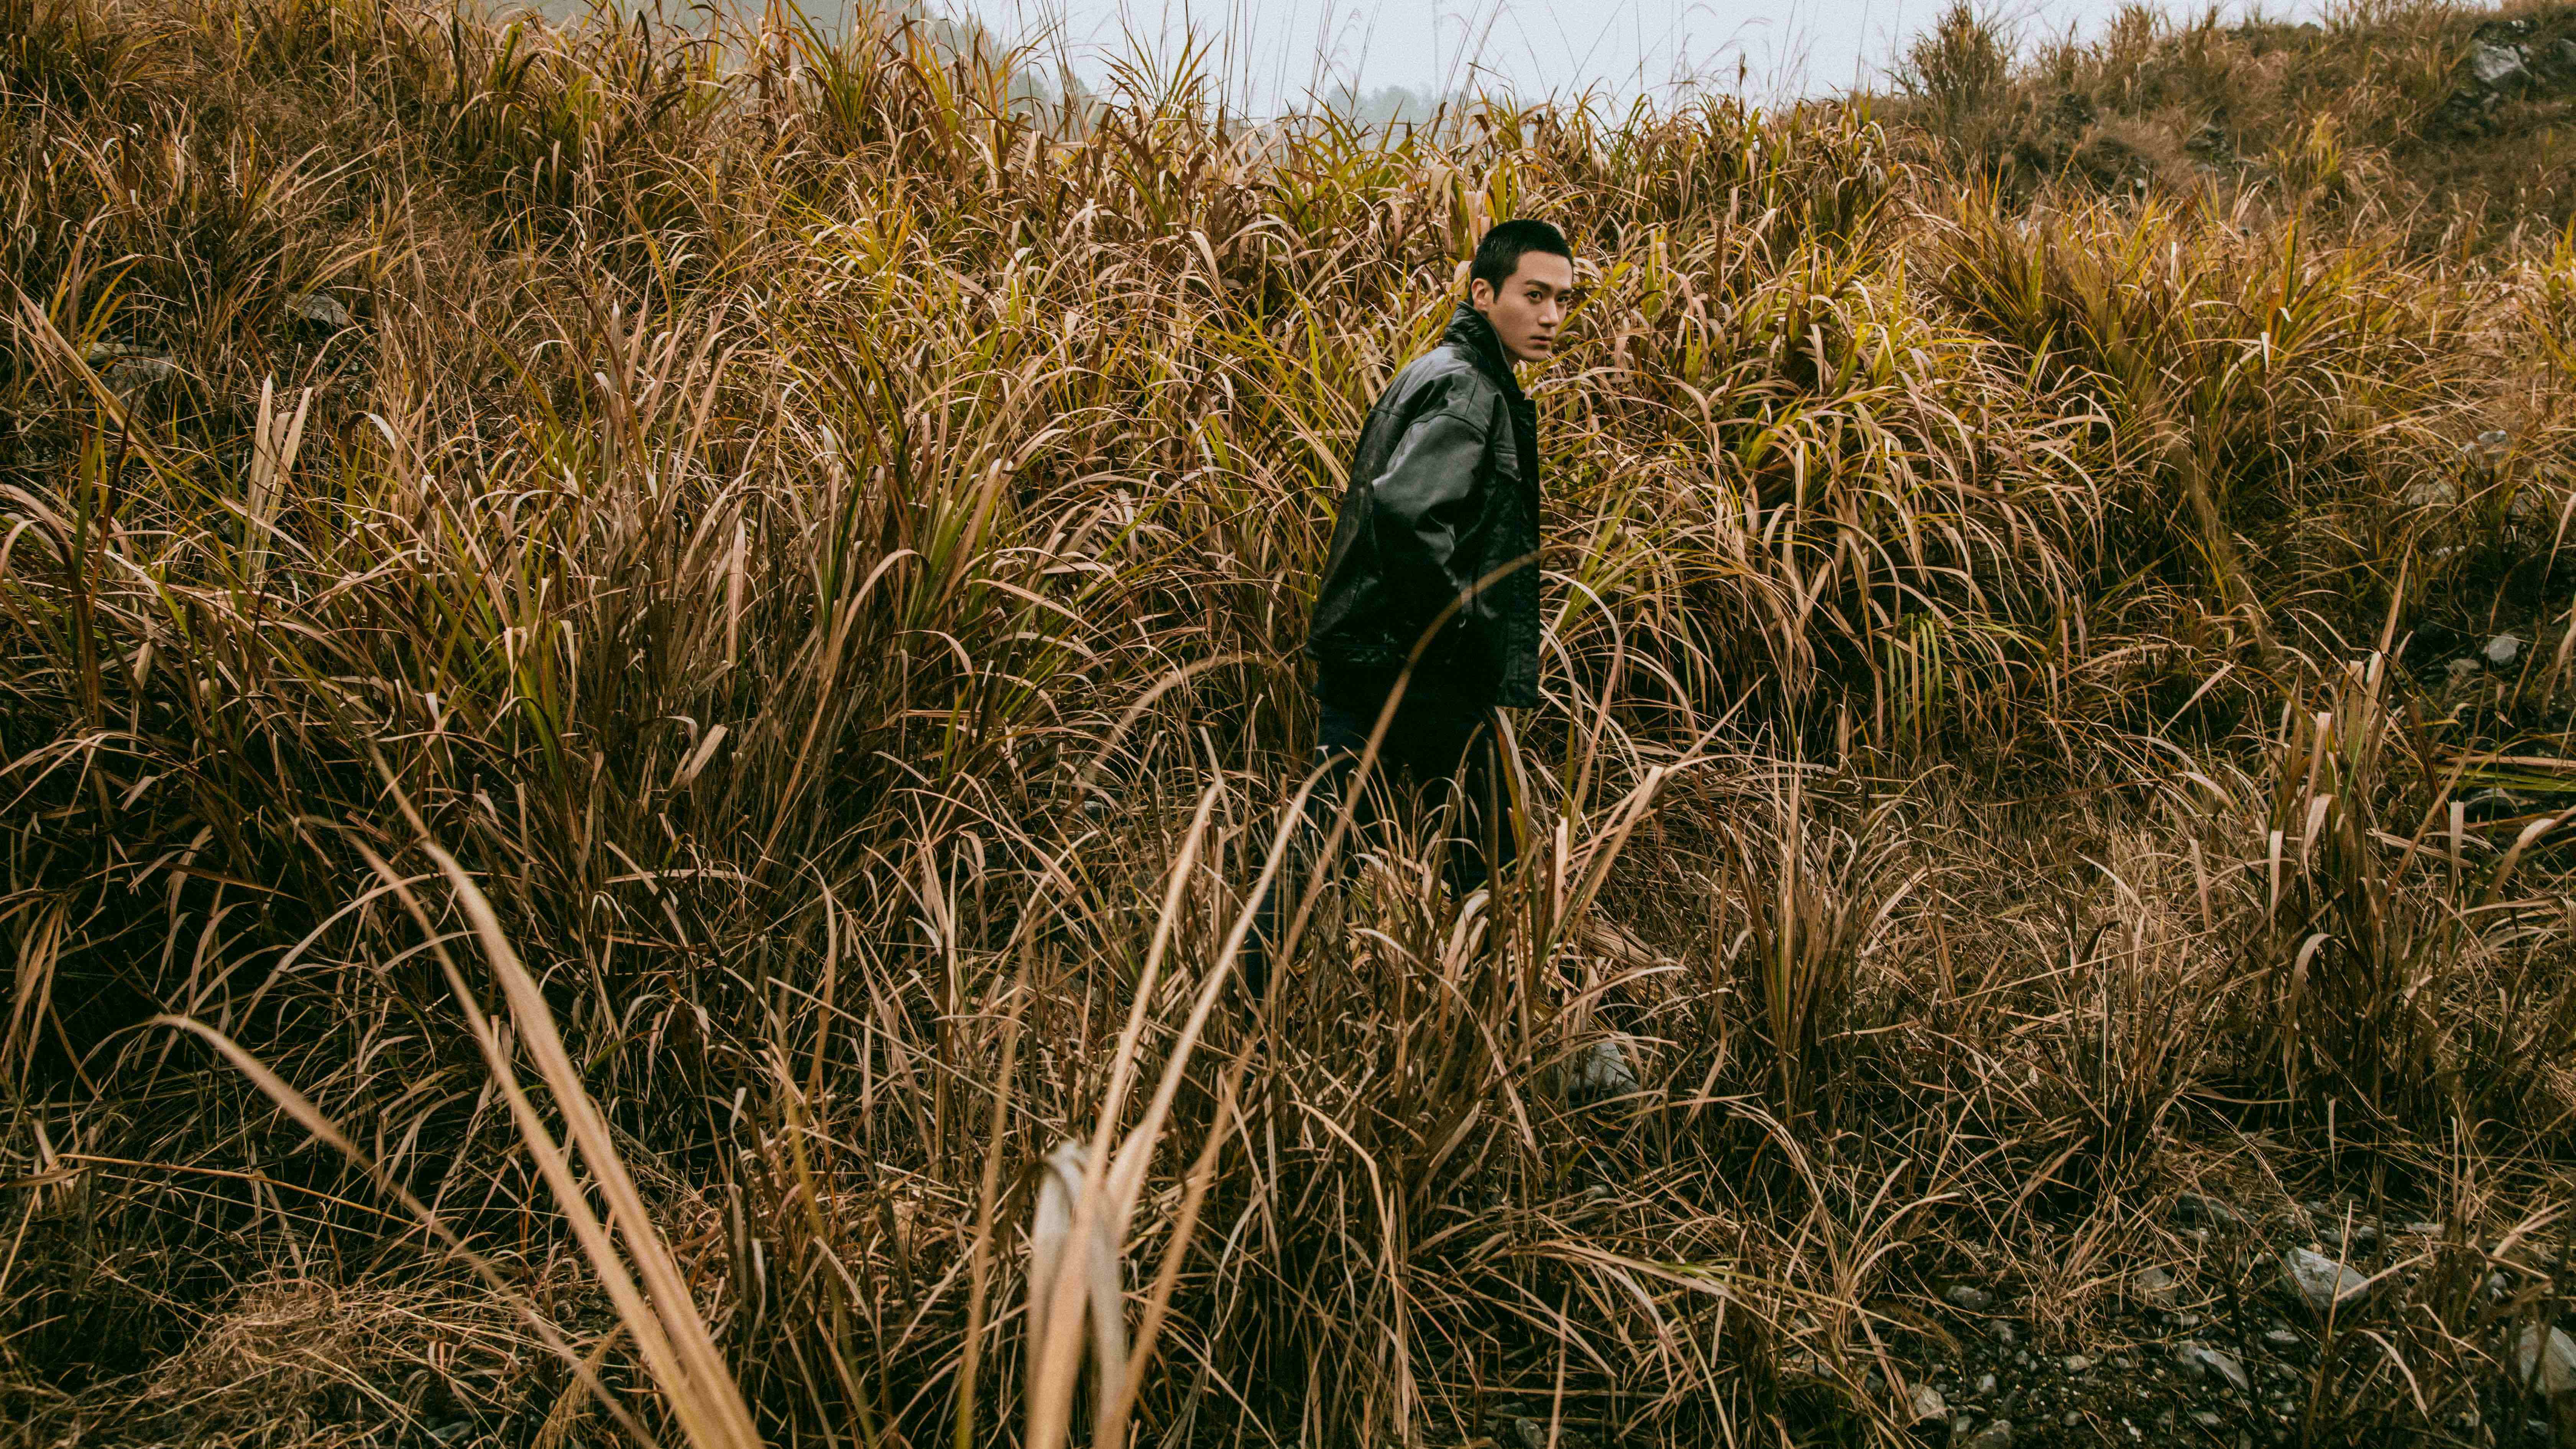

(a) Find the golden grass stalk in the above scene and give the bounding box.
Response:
[143,1009,666,1447]
[422,842,764,1449]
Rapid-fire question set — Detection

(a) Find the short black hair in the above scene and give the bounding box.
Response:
[1469,219,1572,294]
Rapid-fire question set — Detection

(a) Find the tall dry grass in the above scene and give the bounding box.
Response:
[6,0,2576,1445]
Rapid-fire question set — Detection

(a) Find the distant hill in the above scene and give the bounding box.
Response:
[1882,0,2576,246]
[522,0,1489,130]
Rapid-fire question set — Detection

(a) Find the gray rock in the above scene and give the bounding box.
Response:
[1513,1416,1547,1449]
[2515,1325,2576,1396]
[2464,787,2534,816]
[2470,43,2527,89]
[2282,1247,2369,1314]
[287,292,353,332]
[2447,657,2482,686]
[2486,634,2523,667]
[2478,427,2513,452]
[1568,1036,1639,1104]
[1977,1373,1998,1394]
[2404,1220,2447,1235]
[2176,1343,2251,1393]
[1911,1383,1948,1421]
[1965,1421,2013,1449]
[2400,476,2461,509]
[2263,1327,2300,1350]
[2063,1355,2091,1373]
[2175,1193,2240,1227]
[84,343,179,403]
[2191,1409,2225,1428]
[1986,1321,2016,1344]
[2131,1266,2179,1311]
[1945,1285,1995,1313]
[104,355,179,401]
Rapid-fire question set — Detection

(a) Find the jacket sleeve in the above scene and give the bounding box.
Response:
[1368,388,1497,657]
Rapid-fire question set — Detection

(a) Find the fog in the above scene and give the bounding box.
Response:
[531,0,2328,112]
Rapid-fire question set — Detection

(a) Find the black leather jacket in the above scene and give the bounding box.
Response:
[1305,302,1541,711]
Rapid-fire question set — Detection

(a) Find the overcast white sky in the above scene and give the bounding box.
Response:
[942,0,2323,109]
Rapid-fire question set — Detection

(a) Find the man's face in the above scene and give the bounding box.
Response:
[1471,251,1576,365]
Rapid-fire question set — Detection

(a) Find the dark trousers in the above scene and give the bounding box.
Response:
[1244,688,1517,989]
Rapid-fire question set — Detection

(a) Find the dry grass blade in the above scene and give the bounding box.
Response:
[1025,1139,1129,1449]
[422,844,763,1449]
[140,1014,662,1447]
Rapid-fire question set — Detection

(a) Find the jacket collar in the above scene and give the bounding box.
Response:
[1442,301,1525,401]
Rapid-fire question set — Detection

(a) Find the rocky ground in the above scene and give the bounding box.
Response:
[1438,1181,2574,1448]
[2429,8,2576,138]
[1896,1193,2574,1447]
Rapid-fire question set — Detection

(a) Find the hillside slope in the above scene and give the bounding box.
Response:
[5,2,2576,1447]
[1889,0,2576,245]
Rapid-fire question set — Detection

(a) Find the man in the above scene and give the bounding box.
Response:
[1248,219,1575,984]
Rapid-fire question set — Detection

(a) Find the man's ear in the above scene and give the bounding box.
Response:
[1468,277,1495,310]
